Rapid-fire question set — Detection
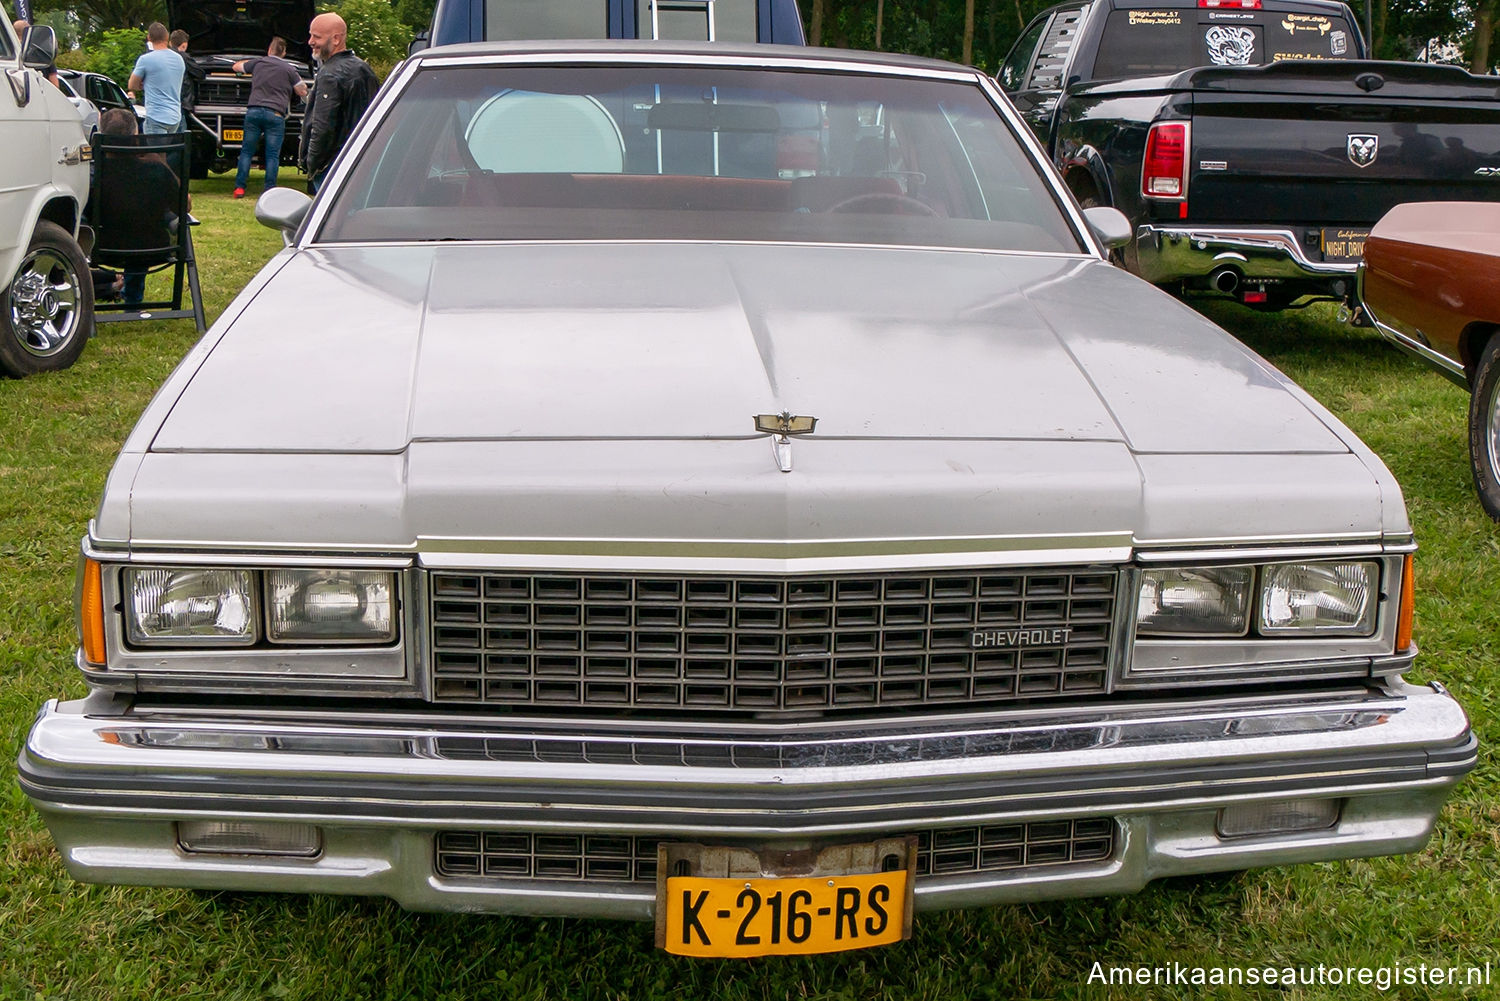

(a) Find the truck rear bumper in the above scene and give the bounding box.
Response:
[18,681,1475,918]
[1135,225,1360,297]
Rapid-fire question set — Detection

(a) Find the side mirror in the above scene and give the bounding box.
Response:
[255,186,313,243]
[21,25,57,70]
[1082,205,1131,251]
[408,33,429,57]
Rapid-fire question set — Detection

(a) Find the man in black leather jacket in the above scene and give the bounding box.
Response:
[299,13,378,193]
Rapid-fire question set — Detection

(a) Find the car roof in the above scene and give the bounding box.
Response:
[410,40,983,78]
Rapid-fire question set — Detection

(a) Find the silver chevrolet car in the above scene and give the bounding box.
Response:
[20,41,1473,959]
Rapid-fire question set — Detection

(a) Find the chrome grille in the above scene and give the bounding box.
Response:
[434,820,1116,882]
[428,568,1118,712]
[198,77,250,106]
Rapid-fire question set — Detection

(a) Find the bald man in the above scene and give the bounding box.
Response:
[299,12,378,192]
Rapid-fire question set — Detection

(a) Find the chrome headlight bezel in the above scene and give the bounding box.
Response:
[1126,552,1401,686]
[1135,560,1381,641]
[117,563,402,654]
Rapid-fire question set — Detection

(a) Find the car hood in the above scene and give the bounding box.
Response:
[168,0,314,63]
[117,243,1403,549]
[154,242,1349,454]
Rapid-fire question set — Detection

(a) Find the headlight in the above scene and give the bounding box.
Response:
[1258,561,1377,636]
[1136,567,1252,636]
[125,568,257,645]
[266,569,396,644]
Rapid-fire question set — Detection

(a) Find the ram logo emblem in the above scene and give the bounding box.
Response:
[1347,134,1378,168]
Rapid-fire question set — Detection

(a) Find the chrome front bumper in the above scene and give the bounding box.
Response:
[1134,225,1360,291]
[19,681,1474,918]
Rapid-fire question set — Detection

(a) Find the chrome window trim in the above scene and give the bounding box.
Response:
[294,237,1100,259]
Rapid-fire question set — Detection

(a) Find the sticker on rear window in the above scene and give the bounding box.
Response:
[1128,10,1182,26]
[1206,25,1256,65]
[1280,13,1332,35]
[1330,30,1348,55]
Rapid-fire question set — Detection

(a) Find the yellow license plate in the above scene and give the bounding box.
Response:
[222,129,244,142]
[658,870,910,957]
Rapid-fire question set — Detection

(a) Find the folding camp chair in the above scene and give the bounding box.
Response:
[87,132,206,332]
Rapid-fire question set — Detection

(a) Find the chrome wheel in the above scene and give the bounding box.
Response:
[8,247,84,358]
[1487,369,1500,490]
[1468,336,1500,521]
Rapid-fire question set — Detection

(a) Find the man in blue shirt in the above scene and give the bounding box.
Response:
[127,22,185,134]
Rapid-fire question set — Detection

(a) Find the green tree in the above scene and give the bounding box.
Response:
[322,0,412,71]
[85,26,147,88]
[33,9,80,51]
[29,0,164,41]
[395,0,437,33]
[1470,0,1496,71]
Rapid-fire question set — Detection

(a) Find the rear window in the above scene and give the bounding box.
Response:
[484,0,761,40]
[485,0,607,39]
[1092,8,1358,77]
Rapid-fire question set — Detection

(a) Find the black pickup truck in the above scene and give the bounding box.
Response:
[170,0,315,179]
[999,0,1500,310]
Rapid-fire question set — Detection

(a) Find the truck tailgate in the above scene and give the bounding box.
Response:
[1183,61,1500,229]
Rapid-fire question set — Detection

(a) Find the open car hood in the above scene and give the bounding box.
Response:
[168,0,314,63]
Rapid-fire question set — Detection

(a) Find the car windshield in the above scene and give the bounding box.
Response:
[318,62,1083,254]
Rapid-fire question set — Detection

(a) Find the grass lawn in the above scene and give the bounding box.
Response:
[1,174,1496,1000]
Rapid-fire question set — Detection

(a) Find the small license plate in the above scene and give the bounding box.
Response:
[222,128,244,142]
[1320,227,1370,263]
[655,839,915,958]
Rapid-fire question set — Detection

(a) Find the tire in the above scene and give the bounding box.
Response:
[0,221,95,378]
[1467,335,1500,521]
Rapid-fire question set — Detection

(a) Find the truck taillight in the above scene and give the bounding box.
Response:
[1142,122,1190,199]
[1199,0,1261,8]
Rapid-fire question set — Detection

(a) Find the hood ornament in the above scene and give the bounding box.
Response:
[755,412,817,474]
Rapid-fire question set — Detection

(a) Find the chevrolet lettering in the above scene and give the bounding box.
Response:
[972,628,1073,648]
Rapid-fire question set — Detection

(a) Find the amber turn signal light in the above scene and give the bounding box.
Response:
[1395,553,1415,653]
[81,558,107,666]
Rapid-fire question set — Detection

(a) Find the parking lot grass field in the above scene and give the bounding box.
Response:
[1,176,1496,1000]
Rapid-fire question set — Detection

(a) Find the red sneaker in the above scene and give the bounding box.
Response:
[232,187,246,199]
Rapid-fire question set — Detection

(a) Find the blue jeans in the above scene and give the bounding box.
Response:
[142,116,182,134]
[235,106,286,191]
[123,270,145,305]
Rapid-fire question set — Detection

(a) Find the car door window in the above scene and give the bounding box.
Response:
[999,15,1050,92]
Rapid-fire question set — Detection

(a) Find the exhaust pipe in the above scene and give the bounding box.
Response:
[1210,266,1240,294]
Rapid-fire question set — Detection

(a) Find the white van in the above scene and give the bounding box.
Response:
[0,19,94,376]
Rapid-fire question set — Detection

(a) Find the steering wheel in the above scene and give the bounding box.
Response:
[824,192,939,216]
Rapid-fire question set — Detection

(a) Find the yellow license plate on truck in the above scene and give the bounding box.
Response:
[222,128,243,142]
[658,868,912,957]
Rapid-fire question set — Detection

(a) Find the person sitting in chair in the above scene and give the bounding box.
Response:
[94,108,187,306]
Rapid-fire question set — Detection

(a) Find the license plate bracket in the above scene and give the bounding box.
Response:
[1319,227,1370,263]
[654,837,916,958]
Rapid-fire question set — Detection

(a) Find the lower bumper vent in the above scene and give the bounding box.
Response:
[434,819,1116,882]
